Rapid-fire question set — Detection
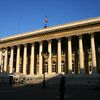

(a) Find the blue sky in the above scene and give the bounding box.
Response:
[0,0,100,38]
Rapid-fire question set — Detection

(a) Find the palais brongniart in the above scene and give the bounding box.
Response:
[0,17,100,86]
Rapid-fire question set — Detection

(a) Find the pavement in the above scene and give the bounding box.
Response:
[0,83,100,100]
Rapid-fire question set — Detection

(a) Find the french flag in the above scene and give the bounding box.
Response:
[45,16,48,23]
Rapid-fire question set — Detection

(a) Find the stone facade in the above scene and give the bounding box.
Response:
[0,17,100,80]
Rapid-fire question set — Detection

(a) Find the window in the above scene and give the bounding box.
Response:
[36,66,39,74]
[61,61,65,72]
[52,61,56,72]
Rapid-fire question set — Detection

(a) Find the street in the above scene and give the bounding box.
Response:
[0,83,100,100]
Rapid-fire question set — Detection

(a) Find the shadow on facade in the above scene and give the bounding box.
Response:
[1,73,100,100]
[1,73,100,89]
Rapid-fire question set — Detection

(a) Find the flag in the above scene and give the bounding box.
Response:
[45,16,48,23]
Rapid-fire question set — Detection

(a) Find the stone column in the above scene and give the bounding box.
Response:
[39,42,43,75]
[0,49,1,66]
[0,49,2,74]
[4,48,8,72]
[91,34,97,73]
[79,35,85,74]
[58,39,61,73]
[30,43,35,75]
[10,47,14,73]
[48,40,52,74]
[23,44,27,74]
[68,37,72,74]
[16,45,20,73]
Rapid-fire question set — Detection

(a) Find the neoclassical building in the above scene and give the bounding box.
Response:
[0,17,100,78]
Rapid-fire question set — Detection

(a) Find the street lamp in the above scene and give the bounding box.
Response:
[41,51,49,88]
[98,47,100,66]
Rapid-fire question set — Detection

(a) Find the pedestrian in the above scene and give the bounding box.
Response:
[9,75,13,85]
[59,76,65,100]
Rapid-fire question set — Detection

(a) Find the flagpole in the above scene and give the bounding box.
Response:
[44,16,48,28]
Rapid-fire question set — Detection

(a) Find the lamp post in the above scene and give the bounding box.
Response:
[41,51,49,88]
[98,47,100,67]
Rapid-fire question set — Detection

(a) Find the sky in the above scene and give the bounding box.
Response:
[0,0,100,38]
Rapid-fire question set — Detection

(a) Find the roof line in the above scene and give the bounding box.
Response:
[1,16,100,41]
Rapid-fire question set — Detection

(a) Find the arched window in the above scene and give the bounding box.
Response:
[52,61,56,72]
[61,61,65,72]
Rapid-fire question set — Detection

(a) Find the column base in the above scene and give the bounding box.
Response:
[66,71,73,77]
[91,73,100,77]
[91,67,97,75]
[79,69,86,77]
[76,73,89,78]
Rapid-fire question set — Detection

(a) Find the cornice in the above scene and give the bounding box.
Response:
[0,16,100,42]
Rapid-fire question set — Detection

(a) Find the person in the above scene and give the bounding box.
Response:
[9,75,13,85]
[59,76,65,100]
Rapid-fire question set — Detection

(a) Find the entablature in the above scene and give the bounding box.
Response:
[0,17,100,48]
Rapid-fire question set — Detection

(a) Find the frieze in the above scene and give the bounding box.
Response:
[0,19,100,48]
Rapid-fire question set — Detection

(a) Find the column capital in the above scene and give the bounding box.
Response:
[31,42,35,44]
[38,41,43,45]
[79,34,83,38]
[10,46,14,49]
[14,44,21,47]
[66,35,71,38]
[4,48,8,51]
[57,38,61,40]
[2,48,6,52]
[31,42,35,47]
[88,32,95,36]
[23,44,27,46]
[47,39,52,42]
[68,36,72,40]
[4,47,8,50]
[91,33,95,37]
[17,45,21,47]
[48,39,52,45]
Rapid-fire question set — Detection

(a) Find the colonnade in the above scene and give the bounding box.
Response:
[0,33,97,75]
